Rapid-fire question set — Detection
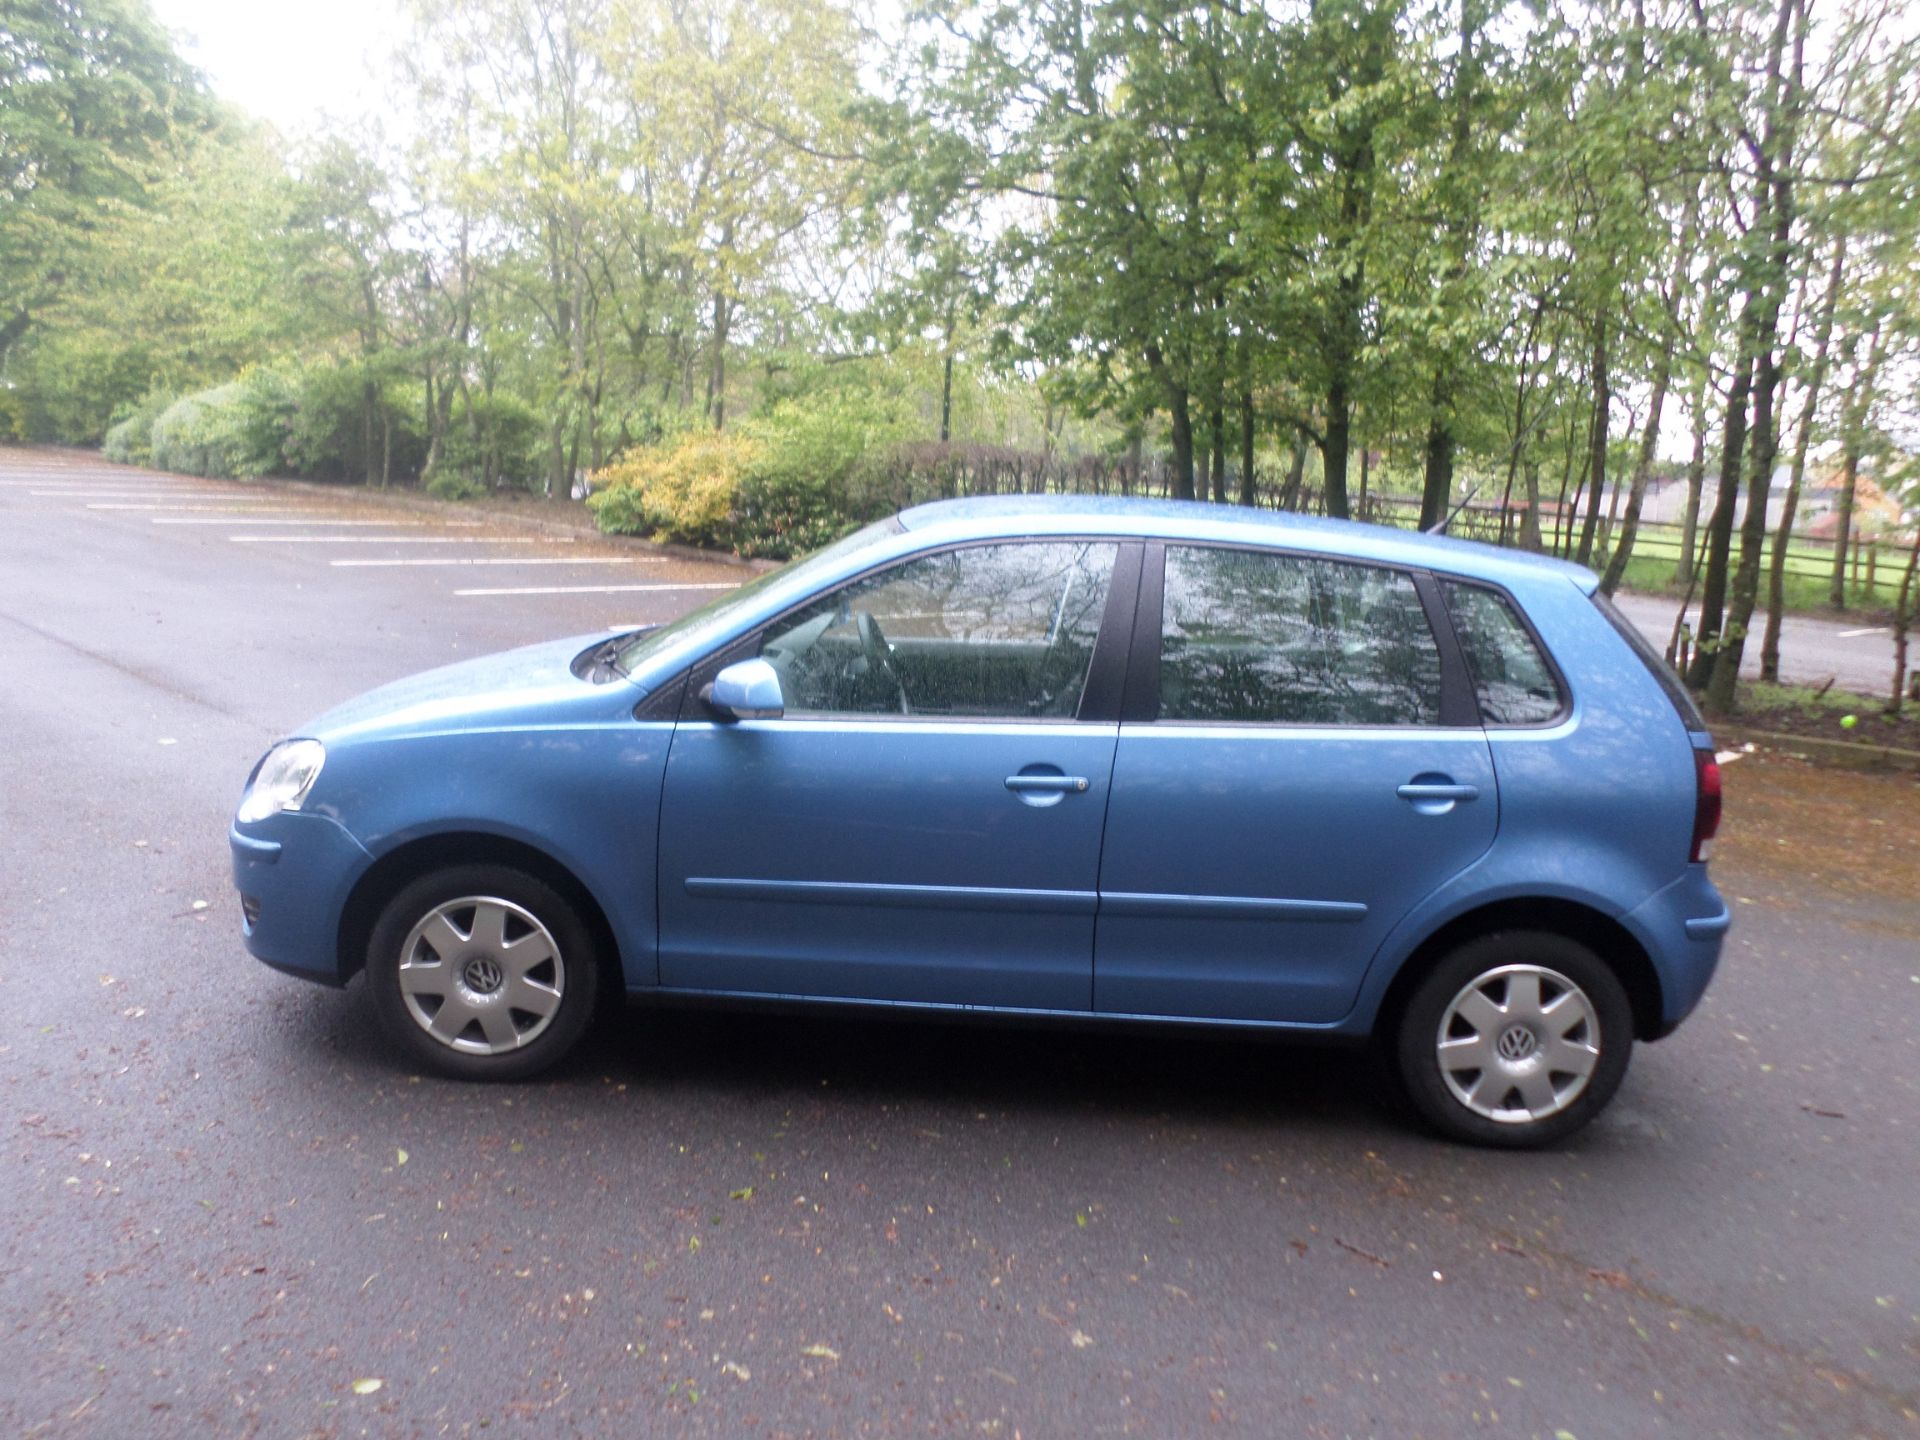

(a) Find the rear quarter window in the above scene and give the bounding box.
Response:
[1441,581,1566,726]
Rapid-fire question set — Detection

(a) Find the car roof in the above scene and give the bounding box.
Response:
[897,494,1598,593]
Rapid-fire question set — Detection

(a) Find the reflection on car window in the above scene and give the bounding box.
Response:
[612,517,902,678]
[1442,581,1565,725]
[1158,547,1442,725]
[759,542,1119,718]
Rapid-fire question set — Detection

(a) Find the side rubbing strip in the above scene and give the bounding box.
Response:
[1099,892,1367,923]
[686,877,1099,915]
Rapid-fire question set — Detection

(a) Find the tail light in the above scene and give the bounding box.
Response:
[1691,750,1722,863]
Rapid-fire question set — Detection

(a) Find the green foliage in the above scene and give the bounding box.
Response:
[0,387,27,443]
[733,394,916,557]
[590,428,764,549]
[589,392,915,558]
[101,390,176,465]
[426,391,545,497]
[280,362,426,484]
[149,383,278,479]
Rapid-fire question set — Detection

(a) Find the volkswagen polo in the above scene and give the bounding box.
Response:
[231,496,1728,1146]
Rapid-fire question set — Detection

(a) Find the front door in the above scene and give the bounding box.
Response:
[657,539,1135,1010]
[1095,543,1497,1023]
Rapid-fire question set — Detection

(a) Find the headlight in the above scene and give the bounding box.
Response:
[237,739,326,823]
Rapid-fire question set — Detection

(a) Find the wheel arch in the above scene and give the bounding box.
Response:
[1371,897,1666,1045]
[338,832,625,995]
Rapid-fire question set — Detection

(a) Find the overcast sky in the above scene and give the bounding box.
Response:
[148,0,405,139]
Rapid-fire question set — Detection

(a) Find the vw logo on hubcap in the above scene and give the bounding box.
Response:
[1497,1024,1537,1062]
[461,956,504,995]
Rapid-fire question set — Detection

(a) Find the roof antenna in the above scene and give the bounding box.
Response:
[1426,482,1483,535]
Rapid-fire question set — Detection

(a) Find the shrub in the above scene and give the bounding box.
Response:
[105,391,179,465]
[149,382,279,479]
[587,391,915,558]
[589,428,763,549]
[0,387,26,444]
[281,361,425,483]
[427,390,546,497]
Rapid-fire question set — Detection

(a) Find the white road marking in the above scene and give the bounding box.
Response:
[229,534,575,544]
[330,556,661,567]
[89,503,325,511]
[34,489,235,498]
[453,582,740,597]
[1837,626,1887,638]
[152,517,427,527]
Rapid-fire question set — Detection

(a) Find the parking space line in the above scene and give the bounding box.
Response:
[152,517,428,527]
[453,582,740,597]
[230,535,576,544]
[34,489,237,498]
[89,503,331,511]
[331,556,662,567]
[1837,626,1887,638]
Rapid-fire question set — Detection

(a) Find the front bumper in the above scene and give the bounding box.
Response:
[230,812,373,986]
[1624,865,1730,1037]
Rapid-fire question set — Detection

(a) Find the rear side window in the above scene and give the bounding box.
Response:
[1158,546,1443,725]
[1590,591,1708,732]
[1442,581,1566,725]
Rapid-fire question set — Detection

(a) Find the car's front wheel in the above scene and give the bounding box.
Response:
[366,864,599,1080]
[1393,931,1633,1148]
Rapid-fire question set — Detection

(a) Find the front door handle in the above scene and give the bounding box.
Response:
[1397,781,1480,803]
[1005,774,1090,795]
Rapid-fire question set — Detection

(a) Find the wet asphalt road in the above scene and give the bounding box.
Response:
[2,448,1916,1439]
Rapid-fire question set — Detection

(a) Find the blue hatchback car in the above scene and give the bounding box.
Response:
[232,496,1728,1146]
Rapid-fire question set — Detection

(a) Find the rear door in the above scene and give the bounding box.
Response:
[1093,543,1497,1023]
[657,539,1138,1010]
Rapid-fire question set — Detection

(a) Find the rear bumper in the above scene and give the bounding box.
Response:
[1624,866,1729,1037]
[230,813,372,986]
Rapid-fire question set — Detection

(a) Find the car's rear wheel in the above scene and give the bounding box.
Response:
[1393,931,1632,1148]
[366,864,599,1080]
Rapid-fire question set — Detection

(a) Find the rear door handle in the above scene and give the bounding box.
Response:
[1005,775,1090,794]
[1397,782,1480,803]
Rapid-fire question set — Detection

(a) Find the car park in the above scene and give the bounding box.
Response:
[231,495,1728,1146]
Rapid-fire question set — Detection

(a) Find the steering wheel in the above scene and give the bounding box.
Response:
[856,611,910,715]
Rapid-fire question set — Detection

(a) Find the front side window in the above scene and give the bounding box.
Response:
[759,541,1119,718]
[1442,582,1565,725]
[1158,547,1443,725]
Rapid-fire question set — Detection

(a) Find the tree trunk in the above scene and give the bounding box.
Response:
[1209,399,1226,503]
[1890,526,1920,715]
[939,351,955,444]
[1599,351,1669,596]
[1675,373,1709,584]
[1322,378,1352,518]
[1421,408,1453,533]
[1761,240,1843,679]
[1686,352,1753,691]
[707,290,731,430]
[1575,321,1610,566]
[1168,390,1196,501]
[1828,329,1880,609]
[1702,0,1803,715]
[1238,388,1256,506]
[1520,460,1543,552]
[1279,434,1308,510]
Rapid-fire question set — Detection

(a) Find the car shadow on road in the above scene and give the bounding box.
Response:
[584,1001,1404,1138]
[282,979,1409,1140]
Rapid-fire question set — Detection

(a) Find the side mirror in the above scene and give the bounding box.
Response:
[705,658,784,721]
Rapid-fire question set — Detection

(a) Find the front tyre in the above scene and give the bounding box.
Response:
[1394,932,1633,1148]
[367,864,600,1080]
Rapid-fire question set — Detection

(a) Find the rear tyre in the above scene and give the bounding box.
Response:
[366,864,600,1081]
[1393,931,1632,1148]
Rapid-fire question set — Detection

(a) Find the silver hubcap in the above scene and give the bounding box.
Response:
[397,896,565,1056]
[1437,964,1601,1124]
